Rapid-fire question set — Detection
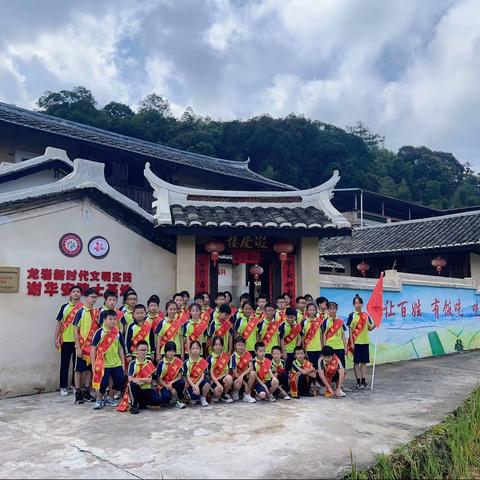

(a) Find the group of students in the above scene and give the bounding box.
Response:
[54,286,375,414]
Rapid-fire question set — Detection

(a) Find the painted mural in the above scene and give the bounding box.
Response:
[321,284,480,365]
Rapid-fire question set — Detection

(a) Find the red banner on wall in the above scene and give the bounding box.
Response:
[195,253,210,294]
[232,251,263,264]
[281,255,296,301]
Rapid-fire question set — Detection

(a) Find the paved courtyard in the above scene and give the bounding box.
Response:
[1,351,479,479]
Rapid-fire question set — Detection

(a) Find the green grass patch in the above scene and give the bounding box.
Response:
[346,386,480,480]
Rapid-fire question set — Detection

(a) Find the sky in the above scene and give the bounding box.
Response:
[1,0,479,167]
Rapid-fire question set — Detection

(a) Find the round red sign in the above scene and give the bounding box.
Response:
[59,233,83,257]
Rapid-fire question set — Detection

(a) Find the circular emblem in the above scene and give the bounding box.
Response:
[59,233,83,257]
[88,236,110,259]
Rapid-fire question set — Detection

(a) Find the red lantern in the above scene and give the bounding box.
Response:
[273,241,294,262]
[249,264,264,280]
[205,241,225,267]
[431,256,447,275]
[356,261,370,277]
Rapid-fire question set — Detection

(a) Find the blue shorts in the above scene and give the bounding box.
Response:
[353,344,370,364]
[99,366,124,394]
[254,379,272,395]
[306,351,322,369]
[187,379,210,400]
[159,378,186,403]
[74,356,92,373]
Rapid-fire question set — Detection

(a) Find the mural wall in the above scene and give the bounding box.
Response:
[321,284,480,365]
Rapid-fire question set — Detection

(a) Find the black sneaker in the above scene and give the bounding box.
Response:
[138,403,148,410]
[75,390,84,404]
[83,389,96,402]
[356,383,362,389]
[362,383,368,389]
[130,405,139,415]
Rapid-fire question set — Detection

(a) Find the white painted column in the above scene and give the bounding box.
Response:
[297,237,320,296]
[470,253,480,286]
[176,236,196,294]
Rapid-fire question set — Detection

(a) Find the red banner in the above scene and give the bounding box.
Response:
[232,251,263,264]
[195,253,210,294]
[281,254,296,301]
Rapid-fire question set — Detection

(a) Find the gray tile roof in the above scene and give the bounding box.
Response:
[0,102,293,190]
[319,257,345,270]
[320,210,480,256]
[169,204,334,230]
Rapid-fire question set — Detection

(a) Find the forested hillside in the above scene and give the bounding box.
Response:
[37,86,480,209]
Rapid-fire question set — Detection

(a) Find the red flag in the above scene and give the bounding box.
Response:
[367,272,384,328]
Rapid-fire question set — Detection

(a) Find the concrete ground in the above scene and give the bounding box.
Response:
[1,351,479,479]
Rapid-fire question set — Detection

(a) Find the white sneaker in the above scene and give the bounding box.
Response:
[337,390,346,397]
[220,394,234,403]
[267,394,276,402]
[104,397,119,407]
[200,396,209,407]
[175,401,186,409]
[60,388,69,396]
[212,396,220,402]
[232,391,240,401]
[243,393,256,403]
[283,395,291,400]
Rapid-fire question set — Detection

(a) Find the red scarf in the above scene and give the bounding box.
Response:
[283,322,302,345]
[189,357,208,383]
[256,357,272,382]
[326,318,344,341]
[261,319,281,346]
[325,354,340,384]
[214,318,233,338]
[190,314,210,341]
[79,308,99,358]
[348,312,368,354]
[159,357,183,388]
[59,302,82,346]
[117,360,156,412]
[92,326,119,390]
[158,317,182,351]
[236,351,252,374]
[304,318,321,349]
[212,352,230,378]
[240,315,260,341]
[131,320,152,352]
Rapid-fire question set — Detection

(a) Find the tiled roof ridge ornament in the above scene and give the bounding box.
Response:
[144,162,351,229]
[0,146,73,174]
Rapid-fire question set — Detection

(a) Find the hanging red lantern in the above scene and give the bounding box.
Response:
[273,241,294,262]
[249,264,264,280]
[356,261,370,277]
[431,256,447,275]
[205,241,225,267]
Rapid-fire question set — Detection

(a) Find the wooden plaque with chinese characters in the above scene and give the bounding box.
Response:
[0,267,20,293]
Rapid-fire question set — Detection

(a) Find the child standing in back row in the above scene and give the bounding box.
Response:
[321,302,348,369]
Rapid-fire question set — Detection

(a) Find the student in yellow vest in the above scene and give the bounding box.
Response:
[184,302,209,356]
[253,342,279,401]
[347,294,376,389]
[296,296,307,322]
[302,302,323,368]
[317,345,346,398]
[73,288,99,404]
[275,295,287,322]
[271,345,290,399]
[98,290,121,325]
[125,304,155,362]
[315,296,329,323]
[207,303,233,354]
[90,310,125,410]
[120,289,138,331]
[207,336,234,403]
[183,341,211,407]
[156,341,186,408]
[279,307,303,371]
[289,346,316,397]
[156,301,184,361]
[255,293,268,319]
[234,301,258,357]
[321,301,348,369]
[179,290,191,310]
[55,285,83,396]
[128,340,167,414]
[210,292,226,324]
[257,303,281,358]
[230,336,257,403]
[146,295,164,333]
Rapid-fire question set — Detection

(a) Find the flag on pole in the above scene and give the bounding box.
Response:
[366,272,384,328]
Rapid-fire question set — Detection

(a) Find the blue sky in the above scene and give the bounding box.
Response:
[1,0,479,168]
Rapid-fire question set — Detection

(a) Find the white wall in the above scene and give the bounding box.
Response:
[0,198,175,398]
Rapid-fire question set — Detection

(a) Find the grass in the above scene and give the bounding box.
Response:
[346,386,480,480]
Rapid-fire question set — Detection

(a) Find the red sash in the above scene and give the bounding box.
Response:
[117,360,156,412]
[261,320,281,347]
[159,357,184,387]
[288,359,313,398]
[158,318,182,351]
[304,319,321,349]
[231,306,238,315]
[348,312,368,354]
[178,309,190,325]
[283,323,302,345]
[326,318,344,341]
[272,361,286,375]
[79,309,99,358]
[59,302,82,345]
[240,315,260,341]
[190,316,209,341]
[131,320,152,352]
[150,312,165,332]
[236,351,252,374]
[212,352,230,378]
[92,326,119,390]
[215,319,233,338]
[189,357,208,383]
[256,358,272,382]
[325,354,340,384]
[276,310,286,323]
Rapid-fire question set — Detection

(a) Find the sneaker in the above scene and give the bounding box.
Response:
[220,394,234,403]
[83,389,96,402]
[232,391,240,401]
[283,395,291,400]
[200,396,209,407]
[75,390,84,404]
[175,401,186,409]
[267,394,276,402]
[212,396,220,403]
[337,391,346,398]
[60,388,69,396]
[114,391,122,400]
[243,393,256,403]
[104,397,119,407]
[361,383,368,389]
[93,399,103,410]
[356,383,362,389]
[130,405,139,415]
